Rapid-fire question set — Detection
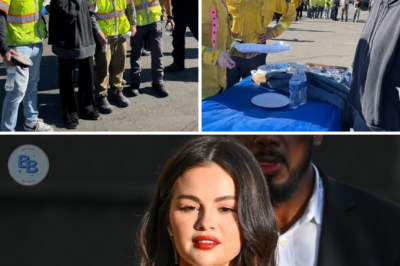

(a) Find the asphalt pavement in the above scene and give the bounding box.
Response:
[265,6,370,68]
[0,21,199,132]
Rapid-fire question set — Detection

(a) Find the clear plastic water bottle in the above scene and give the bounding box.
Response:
[298,67,307,105]
[165,23,172,36]
[5,67,16,92]
[346,72,352,87]
[289,71,302,109]
[102,38,108,53]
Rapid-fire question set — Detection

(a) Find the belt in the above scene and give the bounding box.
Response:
[107,35,121,40]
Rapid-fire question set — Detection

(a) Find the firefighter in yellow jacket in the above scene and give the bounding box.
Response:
[89,0,137,114]
[226,0,296,89]
[202,0,246,99]
[291,0,303,20]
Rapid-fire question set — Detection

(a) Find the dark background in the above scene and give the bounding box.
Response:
[1,135,399,266]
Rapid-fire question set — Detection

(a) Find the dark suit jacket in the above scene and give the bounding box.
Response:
[317,167,400,266]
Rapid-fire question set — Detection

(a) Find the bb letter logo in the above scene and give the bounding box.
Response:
[8,145,49,186]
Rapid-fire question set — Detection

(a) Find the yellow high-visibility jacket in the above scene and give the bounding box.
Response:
[291,0,303,9]
[325,0,333,7]
[309,0,317,7]
[1,0,46,46]
[89,0,133,37]
[133,0,162,26]
[226,0,296,44]
[202,0,242,99]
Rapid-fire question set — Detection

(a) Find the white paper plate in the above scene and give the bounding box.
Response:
[251,93,289,108]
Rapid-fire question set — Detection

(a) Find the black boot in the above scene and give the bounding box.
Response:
[152,83,169,97]
[110,89,130,107]
[64,112,79,129]
[79,106,100,120]
[165,63,185,72]
[96,96,114,114]
[130,84,140,97]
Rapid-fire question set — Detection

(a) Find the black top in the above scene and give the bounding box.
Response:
[316,167,400,266]
[0,11,10,57]
[347,0,400,130]
[172,0,198,7]
[49,0,96,59]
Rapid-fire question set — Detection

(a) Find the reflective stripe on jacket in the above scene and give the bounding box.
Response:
[226,0,296,44]
[4,0,46,46]
[92,0,131,36]
[134,0,162,26]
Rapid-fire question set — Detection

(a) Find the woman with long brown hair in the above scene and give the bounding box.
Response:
[137,136,278,266]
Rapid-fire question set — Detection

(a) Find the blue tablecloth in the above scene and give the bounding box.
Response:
[202,76,342,131]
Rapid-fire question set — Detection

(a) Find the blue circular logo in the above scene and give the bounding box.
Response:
[8,145,49,186]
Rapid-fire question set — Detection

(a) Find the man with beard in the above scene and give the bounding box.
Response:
[233,135,400,266]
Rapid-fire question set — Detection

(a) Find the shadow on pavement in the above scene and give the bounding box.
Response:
[35,93,65,130]
[39,55,59,91]
[126,48,198,60]
[136,86,165,98]
[123,66,198,84]
[274,38,315,43]
[164,67,198,83]
[185,31,195,38]
[163,47,198,59]
[288,28,335,33]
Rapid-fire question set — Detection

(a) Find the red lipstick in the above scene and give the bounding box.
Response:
[193,236,221,250]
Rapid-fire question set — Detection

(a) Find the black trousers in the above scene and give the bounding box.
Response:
[296,5,303,18]
[130,21,164,85]
[275,13,282,23]
[331,5,339,19]
[226,54,267,89]
[58,56,95,116]
[171,5,198,67]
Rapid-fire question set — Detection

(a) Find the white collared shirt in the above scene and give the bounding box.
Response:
[276,164,324,266]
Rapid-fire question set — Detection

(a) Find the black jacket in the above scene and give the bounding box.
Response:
[49,0,96,59]
[347,0,400,131]
[317,167,400,266]
[0,11,10,57]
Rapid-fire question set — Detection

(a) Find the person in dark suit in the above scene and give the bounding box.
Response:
[234,135,400,266]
